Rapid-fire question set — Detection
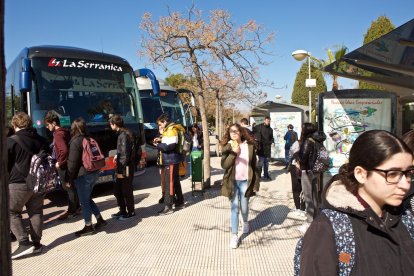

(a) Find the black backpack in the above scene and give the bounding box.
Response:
[309,138,330,173]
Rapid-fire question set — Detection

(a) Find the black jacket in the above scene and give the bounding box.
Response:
[7,128,47,184]
[116,129,135,175]
[66,134,88,183]
[254,123,274,158]
[299,178,414,275]
[299,131,326,171]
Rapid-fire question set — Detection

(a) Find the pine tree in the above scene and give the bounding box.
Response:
[291,62,327,110]
[359,16,395,90]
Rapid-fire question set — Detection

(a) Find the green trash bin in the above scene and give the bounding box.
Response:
[191,150,203,195]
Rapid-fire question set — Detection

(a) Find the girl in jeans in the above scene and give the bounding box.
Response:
[66,118,107,237]
[220,123,260,249]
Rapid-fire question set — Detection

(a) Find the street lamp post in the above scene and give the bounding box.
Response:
[292,50,316,122]
[227,103,235,124]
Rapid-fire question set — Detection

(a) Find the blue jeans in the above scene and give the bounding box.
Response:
[75,171,101,225]
[257,156,270,178]
[230,180,249,235]
[285,149,290,166]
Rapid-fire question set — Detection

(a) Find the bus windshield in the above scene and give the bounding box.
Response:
[140,90,187,128]
[30,57,140,127]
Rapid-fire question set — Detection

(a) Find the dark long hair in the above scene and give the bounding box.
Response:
[402,129,414,153]
[339,130,412,193]
[301,122,316,140]
[220,123,255,146]
[190,123,200,136]
[70,118,87,137]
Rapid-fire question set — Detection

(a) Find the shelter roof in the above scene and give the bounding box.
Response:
[324,18,414,103]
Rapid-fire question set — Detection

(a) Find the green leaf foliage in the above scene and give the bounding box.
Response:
[291,62,327,109]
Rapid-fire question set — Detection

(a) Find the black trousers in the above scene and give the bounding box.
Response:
[163,164,184,207]
[59,168,79,214]
[114,173,135,214]
[289,166,303,210]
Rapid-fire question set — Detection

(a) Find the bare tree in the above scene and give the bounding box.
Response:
[0,0,12,273]
[139,5,273,186]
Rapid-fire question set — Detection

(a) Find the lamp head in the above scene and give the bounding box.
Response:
[292,50,310,61]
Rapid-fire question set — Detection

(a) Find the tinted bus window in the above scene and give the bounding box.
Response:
[30,57,139,128]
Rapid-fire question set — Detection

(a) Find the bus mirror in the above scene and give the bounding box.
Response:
[19,58,32,93]
[151,79,160,96]
[190,95,196,106]
[135,68,160,96]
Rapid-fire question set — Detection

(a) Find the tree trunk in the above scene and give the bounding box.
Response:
[332,76,339,91]
[215,90,220,157]
[220,100,225,139]
[0,0,12,272]
[189,53,211,188]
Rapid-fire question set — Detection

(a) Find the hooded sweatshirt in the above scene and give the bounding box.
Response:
[7,128,47,184]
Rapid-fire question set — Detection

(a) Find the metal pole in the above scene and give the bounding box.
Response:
[308,55,312,122]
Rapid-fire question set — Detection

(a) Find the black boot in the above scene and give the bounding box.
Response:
[94,216,108,230]
[75,225,95,237]
[157,205,174,215]
[158,195,165,204]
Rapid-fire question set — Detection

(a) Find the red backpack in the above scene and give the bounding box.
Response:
[82,137,105,171]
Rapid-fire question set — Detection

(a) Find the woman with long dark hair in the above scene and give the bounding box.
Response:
[66,118,107,236]
[297,122,326,232]
[221,123,260,249]
[297,130,414,275]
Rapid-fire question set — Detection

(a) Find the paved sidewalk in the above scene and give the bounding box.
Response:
[12,156,305,275]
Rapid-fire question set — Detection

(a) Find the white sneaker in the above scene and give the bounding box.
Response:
[242,222,250,234]
[297,222,310,234]
[230,234,239,249]
[293,209,306,217]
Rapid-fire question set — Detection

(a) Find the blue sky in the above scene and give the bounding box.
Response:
[5,0,414,109]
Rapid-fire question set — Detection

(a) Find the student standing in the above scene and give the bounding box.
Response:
[155,113,185,215]
[44,110,80,220]
[154,124,166,203]
[221,123,260,249]
[7,112,47,259]
[254,116,274,181]
[109,115,136,220]
[298,130,414,275]
[66,118,107,236]
[284,124,298,168]
[297,123,326,233]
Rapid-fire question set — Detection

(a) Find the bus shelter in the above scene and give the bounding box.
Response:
[250,101,307,160]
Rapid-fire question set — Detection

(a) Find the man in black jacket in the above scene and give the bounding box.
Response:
[254,116,274,181]
[7,112,47,259]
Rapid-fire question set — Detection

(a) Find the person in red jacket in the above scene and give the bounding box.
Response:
[44,110,80,220]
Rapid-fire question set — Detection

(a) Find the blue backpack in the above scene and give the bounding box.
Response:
[293,209,414,276]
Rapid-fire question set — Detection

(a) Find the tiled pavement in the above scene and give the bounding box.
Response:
[12,155,306,275]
